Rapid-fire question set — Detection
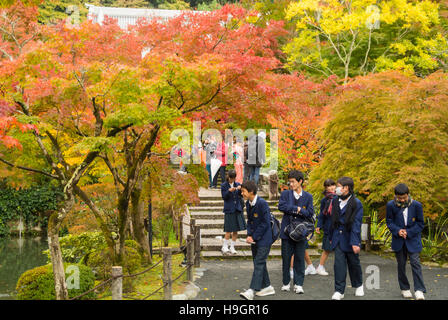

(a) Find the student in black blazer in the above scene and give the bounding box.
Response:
[278,170,314,294]
[386,183,426,300]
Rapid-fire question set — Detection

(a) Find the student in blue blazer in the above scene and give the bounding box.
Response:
[329,177,364,300]
[239,180,275,300]
[278,170,314,294]
[221,170,246,255]
[386,183,426,300]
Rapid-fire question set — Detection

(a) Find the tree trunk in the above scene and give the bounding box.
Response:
[131,178,152,263]
[47,212,68,300]
[117,198,128,264]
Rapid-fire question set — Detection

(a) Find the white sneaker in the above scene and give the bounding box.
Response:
[221,239,229,255]
[229,241,237,255]
[240,289,254,300]
[415,290,425,300]
[332,292,345,300]
[355,285,364,297]
[305,264,316,275]
[401,290,413,298]
[255,285,275,297]
[316,265,329,276]
[281,284,291,291]
[221,245,229,255]
[294,285,304,294]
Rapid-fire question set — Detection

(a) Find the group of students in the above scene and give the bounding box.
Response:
[220,169,427,300]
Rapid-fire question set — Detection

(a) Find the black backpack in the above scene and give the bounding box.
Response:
[270,212,281,243]
[284,215,315,242]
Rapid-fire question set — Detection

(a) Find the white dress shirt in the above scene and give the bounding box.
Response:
[403,207,408,226]
[249,195,258,207]
[293,190,303,200]
[339,195,352,210]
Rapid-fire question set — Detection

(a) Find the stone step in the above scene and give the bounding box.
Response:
[196,200,278,207]
[201,249,320,259]
[198,188,268,199]
[189,206,278,212]
[200,238,281,251]
[190,211,283,220]
[201,228,249,238]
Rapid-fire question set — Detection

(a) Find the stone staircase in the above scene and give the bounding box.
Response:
[191,187,320,259]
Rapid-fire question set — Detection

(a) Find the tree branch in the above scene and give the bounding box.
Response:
[0,157,59,179]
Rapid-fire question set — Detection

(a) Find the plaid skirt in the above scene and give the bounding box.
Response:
[223,211,247,232]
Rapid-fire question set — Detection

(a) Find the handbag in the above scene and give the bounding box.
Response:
[284,215,315,242]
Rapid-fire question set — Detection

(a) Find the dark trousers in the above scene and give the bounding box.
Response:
[334,244,363,294]
[395,245,426,292]
[250,245,271,291]
[243,163,250,182]
[212,166,226,187]
[281,238,306,286]
[206,164,212,187]
[248,166,261,185]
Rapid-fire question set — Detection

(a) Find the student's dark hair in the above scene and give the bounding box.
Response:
[323,179,336,188]
[226,170,237,181]
[337,176,354,193]
[241,180,257,195]
[288,170,304,185]
[394,183,409,195]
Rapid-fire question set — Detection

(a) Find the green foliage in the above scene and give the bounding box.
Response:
[283,0,448,80]
[185,164,209,188]
[42,231,107,264]
[16,263,96,300]
[369,209,392,245]
[38,0,89,25]
[85,245,142,281]
[0,181,63,236]
[421,216,448,262]
[308,71,448,219]
[42,231,145,284]
[196,0,221,10]
[158,0,190,9]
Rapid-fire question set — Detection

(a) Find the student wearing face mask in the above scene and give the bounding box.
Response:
[314,179,337,276]
[329,177,364,300]
[386,183,426,300]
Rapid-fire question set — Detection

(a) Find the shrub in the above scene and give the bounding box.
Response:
[42,231,107,264]
[16,263,96,300]
[85,245,142,293]
[85,245,142,280]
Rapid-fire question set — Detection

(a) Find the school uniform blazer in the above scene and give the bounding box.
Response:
[386,200,424,253]
[246,196,273,247]
[278,190,314,240]
[221,181,243,214]
[317,197,332,235]
[328,196,364,253]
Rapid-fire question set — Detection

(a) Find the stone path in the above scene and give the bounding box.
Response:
[191,252,448,300]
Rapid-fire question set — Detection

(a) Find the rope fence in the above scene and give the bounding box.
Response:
[70,223,201,301]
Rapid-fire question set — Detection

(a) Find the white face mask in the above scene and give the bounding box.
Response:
[335,186,343,196]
